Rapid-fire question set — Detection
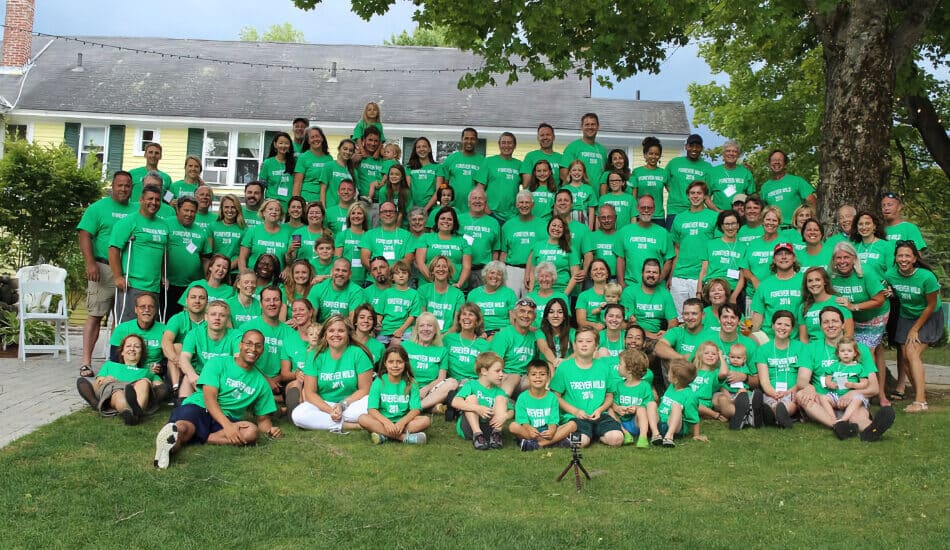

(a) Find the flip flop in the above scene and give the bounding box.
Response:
[79,364,95,378]
[888,390,906,401]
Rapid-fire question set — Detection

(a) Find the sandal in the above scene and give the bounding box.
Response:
[904,401,928,413]
[79,364,95,378]
[888,390,906,401]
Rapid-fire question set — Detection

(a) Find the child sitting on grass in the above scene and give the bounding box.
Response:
[820,337,872,439]
[656,359,703,447]
[713,342,755,430]
[509,360,576,451]
[610,349,659,448]
[690,341,728,424]
[377,260,420,346]
[452,351,513,450]
[358,345,430,445]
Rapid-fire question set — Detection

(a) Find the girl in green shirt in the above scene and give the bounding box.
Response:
[357,345,430,445]
[528,159,557,223]
[259,132,295,206]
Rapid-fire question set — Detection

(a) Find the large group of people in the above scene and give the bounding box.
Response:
[73,107,942,469]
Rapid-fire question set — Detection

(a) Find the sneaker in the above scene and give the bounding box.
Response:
[761,403,777,427]
[124,385,144,419]
[636,435,649,449]
[76,377,98,409]
[623,431,635,445]
[120,408,139,426]
[154,422,178,469]
[404,432,427,445]
[519,438,540,452]
[730,392,751,430]
[370,432,388,445]
[329,426,350,435]
[775,403,794,429]
[651,434,664,446]
[489,429,504,449]
[833,420,859,440]
[473,432,490,451]
[750,391,764,428]
[662,437,676,448]
[860,406,895,442]
[285,386,301,417]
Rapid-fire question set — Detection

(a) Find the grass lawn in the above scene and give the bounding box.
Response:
[2,396,948,549]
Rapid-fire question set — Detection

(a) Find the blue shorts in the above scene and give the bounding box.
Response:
[169,404,238,444]
[620,419,641,436]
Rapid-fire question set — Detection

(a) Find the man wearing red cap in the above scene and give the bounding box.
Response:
[749,242,804,339]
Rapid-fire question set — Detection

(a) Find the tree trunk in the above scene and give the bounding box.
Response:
[812,0,937,228]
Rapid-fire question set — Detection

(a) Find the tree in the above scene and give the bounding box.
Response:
[292,0,944,227]
[239,23,305,43]
[0,141,103,269]
[384,24,450,47]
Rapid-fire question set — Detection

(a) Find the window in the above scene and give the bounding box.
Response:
[79,126,107,171]
[202,130,262,186]
[134,129,160,155]
[5,124,27,141]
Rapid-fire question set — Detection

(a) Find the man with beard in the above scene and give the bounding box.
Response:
[438,127,485,205]
[308,258,367,323]
[654,298,713,362]
[750,243,804,339]
[354,126,386,208]
[615,194,674,288]
[109,293,166,372]
[242,181,265,228]
[77,170,137,376]
[363,255,393,314]
[621,259,679,343]
[490,298,539,397]
[154,329,282,470]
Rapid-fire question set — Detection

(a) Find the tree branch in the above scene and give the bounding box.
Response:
[890,0,939,66]
[904,92,950,178]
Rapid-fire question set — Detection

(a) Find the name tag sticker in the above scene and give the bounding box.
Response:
[351,258,361,268]
[185,240,198,254]
[278,187,289,196]
[724,184,736,198]
[730,381,744,389]
[383,250,395,261]
[164,191,174,203]
[727,268,740,280]
[775,382,788,392]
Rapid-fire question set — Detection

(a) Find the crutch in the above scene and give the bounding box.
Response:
[113,234,135,324]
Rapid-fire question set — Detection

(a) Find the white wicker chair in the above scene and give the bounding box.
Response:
[16,264,70,362]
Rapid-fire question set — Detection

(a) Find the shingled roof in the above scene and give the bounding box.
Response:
[2,36,689,135]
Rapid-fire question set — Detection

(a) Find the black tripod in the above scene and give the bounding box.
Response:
[556,441,591,491]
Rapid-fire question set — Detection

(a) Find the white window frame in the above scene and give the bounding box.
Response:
[78,125,108,176]
[201,130,263,187]
[133,128,161,156]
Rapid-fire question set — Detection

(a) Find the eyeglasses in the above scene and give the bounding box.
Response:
[515,299,537,308]
[895,239,915,248]
[881,192,900,200]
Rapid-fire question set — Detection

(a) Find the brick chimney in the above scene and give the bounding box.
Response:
[2,0,35,69]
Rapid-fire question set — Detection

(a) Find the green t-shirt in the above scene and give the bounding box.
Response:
[501,216,547,266]
[359,227,414,264]
[457,213,501,266]
[807,340,876,396]
[334,229,366,285]
[443,333,490,381]
[295,150,334,203]
[240,223,293,271]
[531,189,556,222]
[367,376,421,422]
[798,245,833,272]
[352,120,385,142]
[225,296,261,328]
[180,281,234,306]
[754,339,812,391]
[597,329,626,357]
[632,165,669,220]
[884,222,927,251]
[564,183,597,214]
[688,367,720,407]
[489,325,538,375]
[110,319,166,366]
[168,180,199,202]
[109,212,169,292]
[760,174,815,222]
[830,271,888,321]
[523,290,570,328]
[182,328,238,375]
[378,287,421,335]
[751,272,804,337]
[520,150,563,186]
[616,223,675,286]
[740,236,782,296]
[325,204,349,235]
[885,267,942,319]
[165,218,210,287]
[307,280,366,323]
[418,283,465,332]
[562,139,608,188]
[441,151,485,204]
[799,297,852,344]
[665,156,712,216]
[258,157,294,206]
[855,239,894,279]
[620,284,677,334]
[408,163,441,208]
[575,287,606,325]
[355,157,386,202]
[209,220,245,264]
[468,285,517,331]
[402,340,448,385]
[706,164,755,211]
[280,334,311,374]
[703,238,747,286]
[318,162,354,209]
[477,155,522,222]
[129,167,172,200]
[550,356,621,420]
[97,360,162,383]
[658,385,700,428]
[416,233,471,284]
[661,326,716,360]
[671,208,719,279]
[164,311,204,344]
[454,380,508,437]
[76,197,137,260]
[514,390,561,429]
[182,356,277,419]
[239,318,296,378]
[528,240,580,294]
[303,345,373,403]
[290,225,327,263]
[242,207,262,229]
[598,191,635,225]
[581,229,624,276]
[611,378,655,421]
[737,223,765,245]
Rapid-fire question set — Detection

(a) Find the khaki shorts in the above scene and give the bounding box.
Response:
[86,262,116,317]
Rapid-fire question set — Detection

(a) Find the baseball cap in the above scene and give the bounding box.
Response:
[773,242,795,255]
[686,134,703,146]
